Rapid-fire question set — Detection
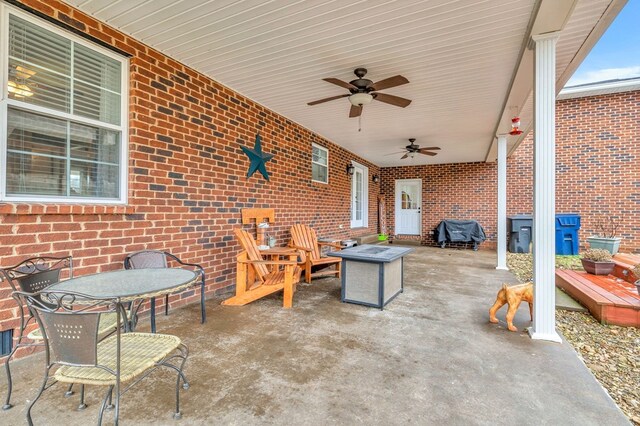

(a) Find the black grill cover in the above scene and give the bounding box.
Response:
[434,220,486,244]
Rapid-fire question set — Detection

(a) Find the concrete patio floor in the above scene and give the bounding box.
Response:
[1,246,629,425]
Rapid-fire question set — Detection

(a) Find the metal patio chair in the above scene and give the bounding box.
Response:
[124,250,206,333]
[17,290,189,426]
[0,256,75,410]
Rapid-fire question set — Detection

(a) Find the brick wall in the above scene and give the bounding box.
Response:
[508,91,640,251]
[0,0,380,360]
[381,90,640,252]
[380,163,498,248]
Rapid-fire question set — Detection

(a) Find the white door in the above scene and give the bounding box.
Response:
[395,179,421,235]
[350,162,368,228]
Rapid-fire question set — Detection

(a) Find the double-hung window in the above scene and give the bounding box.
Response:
[0,6,128,203]
[311,143,328,184]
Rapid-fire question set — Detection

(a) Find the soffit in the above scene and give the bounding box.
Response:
[63,0,616,167]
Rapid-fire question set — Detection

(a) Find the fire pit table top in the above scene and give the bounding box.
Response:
[330,244,414,263]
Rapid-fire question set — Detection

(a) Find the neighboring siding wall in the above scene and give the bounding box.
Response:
[0,0,380,359]
[381,90,640,252]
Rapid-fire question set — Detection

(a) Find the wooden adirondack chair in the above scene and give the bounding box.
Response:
[222,229,302,308]
[289,224,342,284]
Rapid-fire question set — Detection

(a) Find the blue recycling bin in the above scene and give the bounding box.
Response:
[555,214,580,255]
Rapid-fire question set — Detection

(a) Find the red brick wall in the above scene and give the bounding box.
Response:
[0,0,380,359]
[380,163,498,248]
[381,90,640,252]
[508,91,640,252]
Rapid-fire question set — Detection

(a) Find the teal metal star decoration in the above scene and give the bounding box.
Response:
[240,133,274,181]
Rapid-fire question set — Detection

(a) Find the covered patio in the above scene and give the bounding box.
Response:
[1,247,628,424]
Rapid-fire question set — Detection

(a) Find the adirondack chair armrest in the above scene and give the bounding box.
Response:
[317,241,342,250]
[240,260,299,266]
[289,244,312,253]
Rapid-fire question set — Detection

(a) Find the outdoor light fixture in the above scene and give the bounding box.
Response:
[348,93,373,106]
[346,163,355,176]
[509,116,523,135]
[372,175,380,183]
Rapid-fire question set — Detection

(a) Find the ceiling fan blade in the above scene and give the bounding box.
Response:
[400,152,409,159]
[323,77,357,90]
[419,147,440,151]
[384,151,406,156]
[373,93,412,108]
[307,94,349,106]
[371,75,409,91]
[349,104,362,118]
[418,150,438,156]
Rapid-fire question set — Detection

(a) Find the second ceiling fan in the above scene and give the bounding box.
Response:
[389,139,441,159]
[307,68,412,118]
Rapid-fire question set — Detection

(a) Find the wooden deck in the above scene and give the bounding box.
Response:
[556,269,640,327]
[611,253,640,283]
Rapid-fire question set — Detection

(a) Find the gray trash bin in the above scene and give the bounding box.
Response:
[508,215,533,253]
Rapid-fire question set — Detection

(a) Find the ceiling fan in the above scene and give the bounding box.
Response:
[389,139,441,159]
[307,68,411,118]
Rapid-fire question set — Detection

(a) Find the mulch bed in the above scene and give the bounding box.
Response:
[507,253,640,425]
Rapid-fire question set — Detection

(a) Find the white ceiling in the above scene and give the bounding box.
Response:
[64,0,621,167]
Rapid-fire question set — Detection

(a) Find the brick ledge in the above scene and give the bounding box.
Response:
[0,203,136,215]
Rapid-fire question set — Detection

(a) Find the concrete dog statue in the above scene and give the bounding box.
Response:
[489,282,533,332]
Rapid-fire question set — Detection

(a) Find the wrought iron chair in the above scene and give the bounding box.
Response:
[17,290,189,425]
[124,250,206,333]
[0,256,74,410]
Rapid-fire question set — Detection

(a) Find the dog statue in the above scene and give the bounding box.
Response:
[489,282,533,332]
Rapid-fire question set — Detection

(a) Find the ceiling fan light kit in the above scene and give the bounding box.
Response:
[349,92,373,106]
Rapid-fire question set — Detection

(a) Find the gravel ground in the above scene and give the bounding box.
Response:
[508,253,640,425]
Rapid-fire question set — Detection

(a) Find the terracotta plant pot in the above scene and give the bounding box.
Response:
[581,258,615,275]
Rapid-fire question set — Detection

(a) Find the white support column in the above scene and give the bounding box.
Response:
[496,135,508,270]
[529,33,561,343]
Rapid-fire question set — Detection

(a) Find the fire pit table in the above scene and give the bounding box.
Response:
[330,244,414,309]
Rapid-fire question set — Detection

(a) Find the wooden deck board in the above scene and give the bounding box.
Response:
[555,269,640,327]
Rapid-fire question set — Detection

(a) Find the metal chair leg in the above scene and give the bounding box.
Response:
[78,384,87,410]
[97,386,113,426]
[150,298,157,334]
[26,366,50,426]
[64,383,75,397]
[2,344,17,410]
[165,294,169,316]
[173,344,189,419]
[200,281,206,324]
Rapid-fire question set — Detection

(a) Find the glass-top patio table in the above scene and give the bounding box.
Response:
[48,268,200,330]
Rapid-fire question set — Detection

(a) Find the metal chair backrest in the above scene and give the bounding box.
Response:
[124,250,169,269]
[0,256,73,292]
[0,256,73,309]
[17,290,119,367]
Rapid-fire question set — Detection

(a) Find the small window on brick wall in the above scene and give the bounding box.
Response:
[0,6,128,203]
[1,329,13,356]
[312,143,328,184]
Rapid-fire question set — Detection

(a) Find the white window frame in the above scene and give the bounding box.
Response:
[311,143,328,184]
[350,161,368,228]
[0,3,129,204]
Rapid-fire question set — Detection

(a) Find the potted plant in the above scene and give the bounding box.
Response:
[586,215,621,255]
[632,264,640,295]
[580,249,615,275]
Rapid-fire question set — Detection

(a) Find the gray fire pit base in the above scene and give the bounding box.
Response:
[332,245,413,309]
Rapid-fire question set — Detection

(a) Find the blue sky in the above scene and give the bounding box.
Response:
[566,0,640,87]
